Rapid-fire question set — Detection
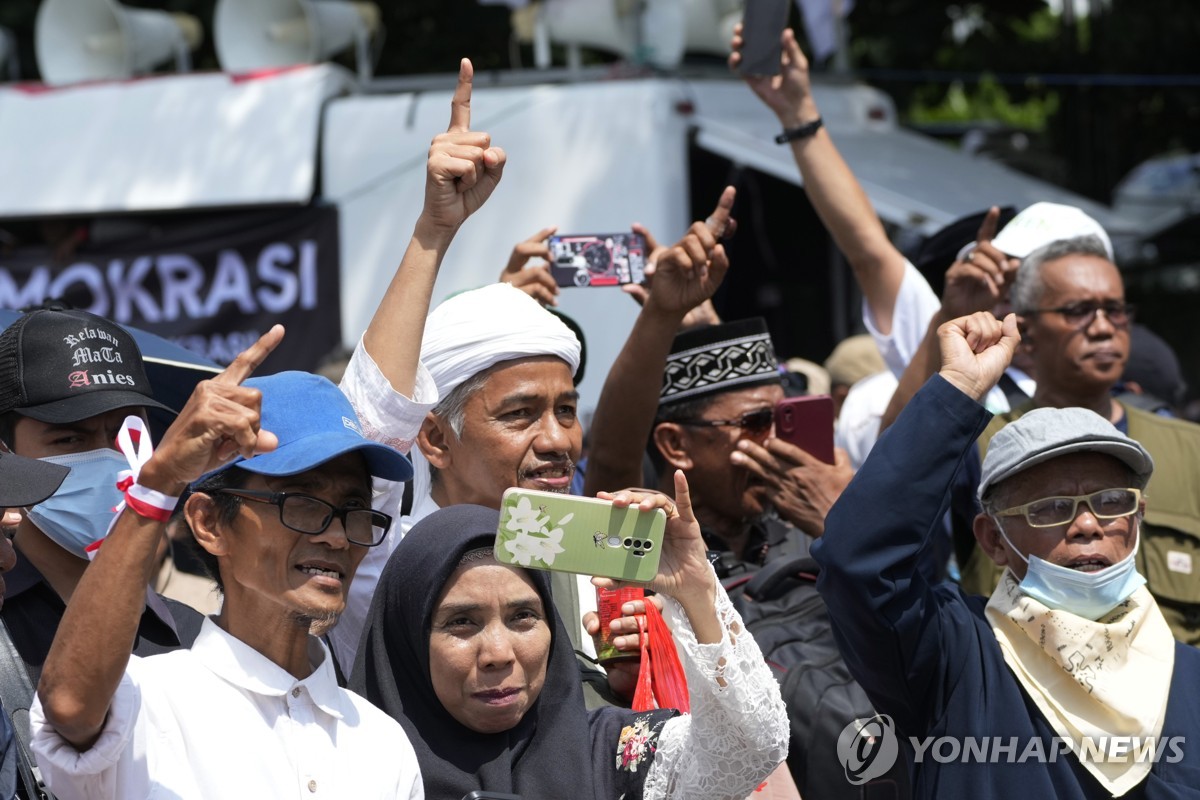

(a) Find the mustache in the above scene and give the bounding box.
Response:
[518,456,577,483]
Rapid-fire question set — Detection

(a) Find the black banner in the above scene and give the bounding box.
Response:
[0,205,341,374]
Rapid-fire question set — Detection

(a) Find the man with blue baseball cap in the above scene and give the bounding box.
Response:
[29,328,425,799]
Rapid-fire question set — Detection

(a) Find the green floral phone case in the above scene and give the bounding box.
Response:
[494,488,666,583]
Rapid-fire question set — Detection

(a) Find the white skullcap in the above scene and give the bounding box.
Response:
[409,283,581,510]
[421,283,581,395]
[992,202,1114,260]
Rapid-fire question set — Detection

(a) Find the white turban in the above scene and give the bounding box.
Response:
[411,283,582,508]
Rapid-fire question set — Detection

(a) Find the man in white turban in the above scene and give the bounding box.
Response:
[332,282,584,676]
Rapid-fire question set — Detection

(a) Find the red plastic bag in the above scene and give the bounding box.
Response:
[631,599,690,713]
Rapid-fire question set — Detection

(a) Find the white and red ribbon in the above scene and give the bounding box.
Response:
[114,416,178,524]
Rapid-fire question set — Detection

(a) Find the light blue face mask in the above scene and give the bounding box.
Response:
[992,515,1146,621]
[26,449,127,560]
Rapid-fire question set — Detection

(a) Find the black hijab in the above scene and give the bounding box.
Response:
[350,505,675,800]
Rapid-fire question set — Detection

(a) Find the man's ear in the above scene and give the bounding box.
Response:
[652,423,694,471]
[186,493,229,560]
[418,412,454,471]
[973,512,1011,568]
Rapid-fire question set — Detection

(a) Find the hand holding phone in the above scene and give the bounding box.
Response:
[494,489,665,582]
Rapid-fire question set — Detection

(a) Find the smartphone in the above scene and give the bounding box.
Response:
[462,793,522,800]
[775,395,835,464]
[548,232,648,288]
[737,0,791,77]
[494,488,666,583]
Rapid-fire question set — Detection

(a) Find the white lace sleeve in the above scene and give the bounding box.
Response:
[642,574,789,800]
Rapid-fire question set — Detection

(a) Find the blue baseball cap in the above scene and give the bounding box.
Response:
[201,371,412,483]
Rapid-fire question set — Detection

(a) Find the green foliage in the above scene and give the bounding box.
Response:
[908,76,1059,132]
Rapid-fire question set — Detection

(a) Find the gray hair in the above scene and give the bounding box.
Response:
[1010,234,1113,313]
[431,370,492,438]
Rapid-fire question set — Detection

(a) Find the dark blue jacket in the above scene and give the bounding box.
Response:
[813,375,1200,799]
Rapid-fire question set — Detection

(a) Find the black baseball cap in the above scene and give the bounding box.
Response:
[0,450,68,507]
[0,308,173,424]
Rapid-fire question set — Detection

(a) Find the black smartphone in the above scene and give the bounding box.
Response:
[737,0,791,77]
[548,232,647,288]
[462,793,522,800]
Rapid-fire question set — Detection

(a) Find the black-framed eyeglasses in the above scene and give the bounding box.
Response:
[1024,301,1135,329]
[214,489,392,547]
[676,407,774,435]
[993,488,1141,529]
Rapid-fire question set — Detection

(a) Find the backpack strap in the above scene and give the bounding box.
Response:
[0,619,57,800]
[743,556,820,603]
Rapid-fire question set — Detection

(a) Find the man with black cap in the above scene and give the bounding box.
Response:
[0,450,67,800]
[815,310,1200,798]
[0,305,203,687]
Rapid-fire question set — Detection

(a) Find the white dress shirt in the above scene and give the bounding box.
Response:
[31,619,423,800]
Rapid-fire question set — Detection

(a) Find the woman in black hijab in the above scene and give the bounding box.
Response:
[351,476,788,800]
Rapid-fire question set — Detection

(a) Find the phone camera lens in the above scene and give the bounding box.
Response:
[623,537,633,548]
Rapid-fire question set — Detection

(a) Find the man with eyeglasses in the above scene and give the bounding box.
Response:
[29,341,426,799]
[816,309,1200,799]
[953,235,1200,645]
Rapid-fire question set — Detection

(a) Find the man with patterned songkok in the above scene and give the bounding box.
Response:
[585,303,907,796]
[332,281,584,678]
[815,311,1200,799]
[588,315,853,572]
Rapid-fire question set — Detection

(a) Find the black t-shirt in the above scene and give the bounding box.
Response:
[0,557,203,686]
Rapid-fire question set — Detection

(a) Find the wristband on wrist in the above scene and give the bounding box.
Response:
[774,117,823,144]
[124,483,179,523]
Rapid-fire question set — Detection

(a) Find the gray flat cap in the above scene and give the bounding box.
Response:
[978,406,1154,502]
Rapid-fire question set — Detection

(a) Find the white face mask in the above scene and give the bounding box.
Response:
[992,515,1146,620]
[26,449,126,559]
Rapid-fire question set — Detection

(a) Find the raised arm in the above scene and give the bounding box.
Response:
[732,27,907,333]
[812,312,1017,730]
[582,188,734,496]
[601,474,788,800]
[361,58,506,396]
[36,328,283,750]
[878,208,1017,432]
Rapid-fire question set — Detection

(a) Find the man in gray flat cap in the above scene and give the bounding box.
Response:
[815,311,1200,799]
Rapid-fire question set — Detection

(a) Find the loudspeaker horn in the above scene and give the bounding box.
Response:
[214,0,381,81]
[35,0,202,86]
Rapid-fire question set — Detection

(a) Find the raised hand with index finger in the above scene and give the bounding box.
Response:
[137,325,284,497]
[642,185,736,320]
[421,58,507,234]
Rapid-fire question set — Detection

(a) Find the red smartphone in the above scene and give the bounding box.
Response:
[774,395,835,464]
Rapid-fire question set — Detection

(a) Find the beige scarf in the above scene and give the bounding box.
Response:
[985,569,1175,796]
